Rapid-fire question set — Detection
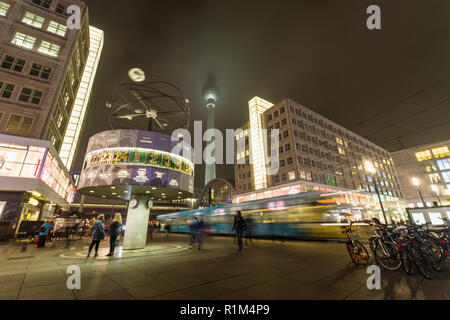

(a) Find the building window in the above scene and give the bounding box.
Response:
[0,1,10,16]
[267,114,272,121]
[338,147,346,155]
[287,157,293,165]
[274,111,279,118]
[30,63,52,79]
[280,159,285,167]
[32,0,52,9]
[18,87,43,105]
[280,107,285,113]
[6,114,34,133]
[38,41,60,57]
[1,55,26,72]
[11,32,36,49]
[55,2,67,15]
[281,118,287,126]
[22,12,45,28]
[288,171,295,181]
[281,173,287,181]
[274,175,280,183]
[285,143,291,151]
[415,150,432,161]
[0,81,15,98]
[442,171,450,183]
[432,147,450,158]
[437,159,450,171]
[47,20,67,37]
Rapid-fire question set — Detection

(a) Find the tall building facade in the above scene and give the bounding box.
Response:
[234,97,405,222]
[391,139,450,208]
[0,0,103,234]
[0,0,103,172]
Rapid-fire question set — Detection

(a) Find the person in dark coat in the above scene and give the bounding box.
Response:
[232,211,246,251]
[106,213,122,257]
[87,214,105,258]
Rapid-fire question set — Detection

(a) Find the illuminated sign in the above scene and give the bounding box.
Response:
[28,198,39,206]
[84,148,193,176]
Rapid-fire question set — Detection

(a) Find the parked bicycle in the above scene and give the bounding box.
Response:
[341,221,370,266]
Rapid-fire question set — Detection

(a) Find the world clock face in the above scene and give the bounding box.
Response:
[129,198,138,208]
[128,68,146,82]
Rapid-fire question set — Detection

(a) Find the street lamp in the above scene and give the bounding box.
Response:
[364,160,388,224]
[412,177,426,207]
[431,185,442,206]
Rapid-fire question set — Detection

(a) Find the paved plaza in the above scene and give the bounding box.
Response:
[0,234,449,300]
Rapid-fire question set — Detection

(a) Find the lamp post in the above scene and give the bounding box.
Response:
[431,185,442,207]
[412,177,426,207]
[364,160,388,224]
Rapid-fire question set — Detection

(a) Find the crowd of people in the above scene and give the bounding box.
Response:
[33,210,256,256]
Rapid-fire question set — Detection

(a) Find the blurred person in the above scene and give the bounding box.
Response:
[244,215,254,246]
[197,216,205,250]
[165,222,171,238]
[87,214,105,258]
[37,221,53,248]
[148,221,154,241]
[189,217,198,247]
[106,213,122,257]
[232,211,246,251]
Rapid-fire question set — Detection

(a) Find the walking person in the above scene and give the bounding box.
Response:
[232,211,246,251]
[87,214,105,258]
[189,217,197,247]
[197,216,205,250]
[37,221,53,248]
[106,213,122,257]
[165,222,171,238]
[244,215,254,246]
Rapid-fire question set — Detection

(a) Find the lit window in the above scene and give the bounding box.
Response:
[6,114,33,134]
[47,21,67,36]
[29,63,52,79]
[288,171,296,181]
[18,87,43,105]
[437,159,450,171]
[0,1,10,16]
[338,147,346,155]
[22,12,45,28]
[11,32,36,49]
[0,81,15,98]
[415,150,432,161]
[1,55,26,72]
[432,146,450,158]
[38,41,60,57]
[442,171,450,183]
[336,137,343,145]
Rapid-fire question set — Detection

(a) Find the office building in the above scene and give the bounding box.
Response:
[391,139,450,208]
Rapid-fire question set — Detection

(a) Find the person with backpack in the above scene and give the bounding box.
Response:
[37,221,53,248]
[232,211,246,251]
[87,214,105,258]
[106,213,122,257]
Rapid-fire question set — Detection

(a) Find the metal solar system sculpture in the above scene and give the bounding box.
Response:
[106,68,190,135]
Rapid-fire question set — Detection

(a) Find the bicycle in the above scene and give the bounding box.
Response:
[368,220,402,271]
[341,221,370,266]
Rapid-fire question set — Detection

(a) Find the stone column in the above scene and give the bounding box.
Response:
[123,194,150,250]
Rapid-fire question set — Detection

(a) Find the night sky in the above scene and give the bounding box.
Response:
[77,0,450,187]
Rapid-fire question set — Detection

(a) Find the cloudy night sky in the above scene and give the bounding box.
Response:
[77,0,450,187]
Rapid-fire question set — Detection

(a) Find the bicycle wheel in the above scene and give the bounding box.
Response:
[409,246,432,279]
[400,251,414,275]
[375,241,402,271]
[346,240,370,266]
[420,243,441,272]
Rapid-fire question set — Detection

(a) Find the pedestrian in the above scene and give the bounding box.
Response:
[244,215,254,246]
[87,214,105,258]
[189,217,198,247]
[148,221,154,241]
[106,213,122,257]
[197,216,205,250]
[37,221,53,248]
[165,222,171,238]
[232,211,246,251]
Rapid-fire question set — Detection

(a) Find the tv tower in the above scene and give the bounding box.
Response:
[202,76,219,185]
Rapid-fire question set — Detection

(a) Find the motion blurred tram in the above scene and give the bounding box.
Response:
[157,192,372,240]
